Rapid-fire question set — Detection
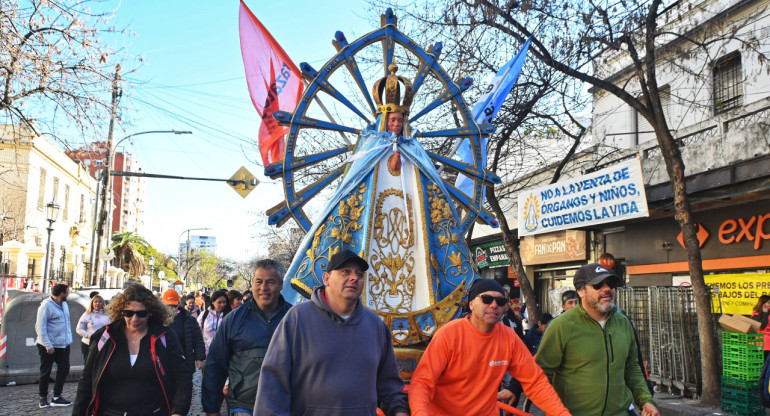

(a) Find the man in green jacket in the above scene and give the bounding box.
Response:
[536,263,659,416]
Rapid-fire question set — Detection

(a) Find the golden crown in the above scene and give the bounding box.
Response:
[372,63,414,115]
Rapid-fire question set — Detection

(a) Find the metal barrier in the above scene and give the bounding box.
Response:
[617,286,719,398]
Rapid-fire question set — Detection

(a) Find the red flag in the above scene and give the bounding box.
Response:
[239,1,304,166]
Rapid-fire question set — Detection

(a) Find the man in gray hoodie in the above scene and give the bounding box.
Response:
[35,283,73,408]
[254,250,409,416]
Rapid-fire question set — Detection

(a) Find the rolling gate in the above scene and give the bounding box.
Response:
[616,286,721,398]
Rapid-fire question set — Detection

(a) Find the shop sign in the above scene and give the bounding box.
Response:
[472,241,509,269]
[704,273,770,315]
[518,158,649,236]
[675,213,770,250]
[521,230,587,265]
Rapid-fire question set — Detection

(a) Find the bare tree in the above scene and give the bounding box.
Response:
[0,0,129,145]
[416,0,770,402]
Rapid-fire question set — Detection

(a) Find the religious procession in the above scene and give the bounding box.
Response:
[1,2,770,416]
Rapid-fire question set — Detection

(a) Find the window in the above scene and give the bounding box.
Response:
[37,168,47,209]
[713,53,743,114]
[95,160,104,167]
[84,159,91,166]
[52,176,60,203]
[79,194,85,223]
[63,185,70,221]
[636,87,670,145]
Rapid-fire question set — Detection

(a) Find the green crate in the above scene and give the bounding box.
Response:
[721,383,763,416]
[723,341,764,356]
[723,377,760,391]
[723,355,764,372]
[722,349,766,366]
[723,331,764,348]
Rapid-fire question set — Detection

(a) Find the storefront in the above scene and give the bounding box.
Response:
[621,201,770,314]
[521,230,589,314]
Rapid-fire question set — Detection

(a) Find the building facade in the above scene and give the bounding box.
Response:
[179,235,217,256]
[470,0,770,315]
[66,142,146,236]
[0,126,99,289]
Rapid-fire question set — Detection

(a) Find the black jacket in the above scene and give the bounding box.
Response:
[72,321,193,416]
[168,306,206,369]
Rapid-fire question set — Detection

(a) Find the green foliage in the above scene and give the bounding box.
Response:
[110,231,150,279]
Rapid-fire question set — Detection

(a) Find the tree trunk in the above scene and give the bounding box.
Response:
[655,128,719,403]
[486,186,540,324]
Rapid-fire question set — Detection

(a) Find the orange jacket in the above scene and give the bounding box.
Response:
[409,316,570,416]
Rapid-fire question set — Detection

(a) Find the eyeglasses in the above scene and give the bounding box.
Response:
[478,294,508,307]
[121,310,149,318]
[591,280,618,290]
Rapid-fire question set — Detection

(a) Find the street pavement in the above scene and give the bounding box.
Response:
[0,370,759,416]
[0,369,223,416]
[517,391,747,416]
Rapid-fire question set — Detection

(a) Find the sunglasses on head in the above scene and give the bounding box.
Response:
[121,310,149,318]
[478,294,508,307]
[591,280,618,290]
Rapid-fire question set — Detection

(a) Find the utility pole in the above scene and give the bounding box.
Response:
[91,64,121,287]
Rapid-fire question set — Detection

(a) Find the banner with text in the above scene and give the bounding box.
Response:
[518,158,649,237]
[704,273,770,315]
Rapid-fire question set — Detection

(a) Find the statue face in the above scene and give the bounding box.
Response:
[386,112,404,135]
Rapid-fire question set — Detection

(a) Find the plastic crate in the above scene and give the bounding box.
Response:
[723,357,763,380]
[723,341,764,357]
[721,382,764,416]
[722,331,764,348]
[722,376,760,391]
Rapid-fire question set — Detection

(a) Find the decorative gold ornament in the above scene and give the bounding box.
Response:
[372,63,415,135]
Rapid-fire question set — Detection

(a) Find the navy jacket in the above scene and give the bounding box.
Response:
[201,295,292,413]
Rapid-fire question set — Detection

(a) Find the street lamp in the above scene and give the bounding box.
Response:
[42,201,60,293]
[149,255,155,283]
[90,129,192,287]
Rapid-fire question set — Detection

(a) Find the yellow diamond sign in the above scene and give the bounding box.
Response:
[229,166,258,198]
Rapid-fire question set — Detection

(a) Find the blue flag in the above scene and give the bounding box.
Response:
[455,37,531,197]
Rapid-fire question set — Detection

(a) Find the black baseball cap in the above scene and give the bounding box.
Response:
[573,263,622,290]
[326,249,369,272]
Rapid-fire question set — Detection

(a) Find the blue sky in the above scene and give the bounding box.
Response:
[106,1,378,260]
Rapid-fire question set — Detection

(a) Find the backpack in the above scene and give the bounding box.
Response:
[761,352,770,408]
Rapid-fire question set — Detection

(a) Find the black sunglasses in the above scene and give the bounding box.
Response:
[591,280,618,290]
[121,310,150,318]
[478,294,508,307]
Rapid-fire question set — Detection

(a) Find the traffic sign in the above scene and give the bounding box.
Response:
[228,166,259,198]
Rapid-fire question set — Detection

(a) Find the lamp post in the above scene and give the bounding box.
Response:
[149,255,155,284]
[178,227,211,283]
[90,129,192,285]
[42,201,60,293]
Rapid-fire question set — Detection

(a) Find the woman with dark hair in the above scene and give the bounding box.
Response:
[75,295,109,361]
[198,289,230,355]
[72,284,192,416]
[227,289,243,310]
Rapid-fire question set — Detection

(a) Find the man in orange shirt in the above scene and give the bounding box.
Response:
[409,279,571,416]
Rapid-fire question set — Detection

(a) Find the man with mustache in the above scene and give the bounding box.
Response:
[536,263,659,416]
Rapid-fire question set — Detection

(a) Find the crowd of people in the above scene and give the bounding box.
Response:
[31,249,770,415]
